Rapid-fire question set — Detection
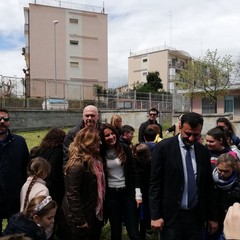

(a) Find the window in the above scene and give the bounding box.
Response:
[202,98,216,114]
[69,18,78,24]
[224,97,234,113]
[143,59,147,62]
[70,62,79,68]
[70,40,79,45]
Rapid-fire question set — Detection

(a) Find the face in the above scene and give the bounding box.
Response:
[149,111,158,121]
[179,122,202,146]
[83,106,99,128]
[115,119,122,128]
[205,135,224,151]
[217,162,233,179]
[0,111,10,136]
[34,207,57,230]
[103,128,117,147]
[123,131,134,142]
[217,122,228,130]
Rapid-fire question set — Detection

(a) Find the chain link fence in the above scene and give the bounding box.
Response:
[0,76,190,112]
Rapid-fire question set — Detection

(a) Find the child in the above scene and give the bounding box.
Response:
[2,195,57,240]
[134,143,152,240]
[20,157,51,211]
[211,152,240,240]
[20,157,53,239]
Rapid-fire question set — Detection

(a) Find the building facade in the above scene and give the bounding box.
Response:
[23,3,108,99]
[128,46,191,93]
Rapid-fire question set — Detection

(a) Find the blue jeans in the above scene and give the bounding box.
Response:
[107,187,140,240]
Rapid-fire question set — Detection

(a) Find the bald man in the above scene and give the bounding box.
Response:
[63,105,101,164]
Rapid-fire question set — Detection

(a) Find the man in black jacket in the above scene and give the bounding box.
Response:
[138,108,162,143]
[149,112,218,240]
[0,108,29,233]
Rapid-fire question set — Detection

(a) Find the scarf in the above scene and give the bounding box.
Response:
[92,160,106,221]
[212,167,238,190]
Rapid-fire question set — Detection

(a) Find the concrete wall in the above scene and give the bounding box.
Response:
[9,110,82,131]
[8,110,240,137]
[8,110,168,132]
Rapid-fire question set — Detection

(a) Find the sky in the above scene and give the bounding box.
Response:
[0,0,240,88]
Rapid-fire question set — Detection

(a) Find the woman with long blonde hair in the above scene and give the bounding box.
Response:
[110,115,122,136]
[59,127,105,240]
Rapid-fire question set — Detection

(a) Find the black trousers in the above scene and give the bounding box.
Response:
[161,209,203,240]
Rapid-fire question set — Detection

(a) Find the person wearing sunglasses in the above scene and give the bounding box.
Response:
[138,108,162,143]
[0,108,30,234]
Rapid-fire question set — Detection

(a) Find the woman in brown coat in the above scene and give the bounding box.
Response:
[59,128,105,240]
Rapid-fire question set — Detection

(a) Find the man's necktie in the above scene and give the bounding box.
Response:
[184,145,197,209]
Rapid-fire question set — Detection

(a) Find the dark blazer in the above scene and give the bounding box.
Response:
[149,135,218,226]
[0,131,29,219]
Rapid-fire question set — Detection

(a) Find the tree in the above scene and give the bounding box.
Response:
[94,84,107,103]
[176,49,235,112]
[132,71,163,92]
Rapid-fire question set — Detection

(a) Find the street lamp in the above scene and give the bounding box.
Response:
[53,20,58,97]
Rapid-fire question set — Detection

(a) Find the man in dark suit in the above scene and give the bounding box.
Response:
[149,112,218,240]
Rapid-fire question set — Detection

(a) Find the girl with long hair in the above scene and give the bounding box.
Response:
[30,128,66,205]
[99,123,141,240]
[20,157,51,212]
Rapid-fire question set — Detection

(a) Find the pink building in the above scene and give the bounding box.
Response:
[23,3,108,99]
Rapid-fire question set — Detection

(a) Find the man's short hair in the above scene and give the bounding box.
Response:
[181,112,203,128]
[149,108,159,115]
[121,125,135,135]
[0,108,9,115]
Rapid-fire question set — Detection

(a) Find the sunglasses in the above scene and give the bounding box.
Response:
[217,168,231,174]
[0,117,10,122]
[184,131,201,138]
[149,114,157,116]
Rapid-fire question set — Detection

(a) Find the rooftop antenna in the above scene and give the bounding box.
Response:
[102,1,105,13]
[169,11,172,48]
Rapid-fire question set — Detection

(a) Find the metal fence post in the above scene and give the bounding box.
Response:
[134,90,136,110]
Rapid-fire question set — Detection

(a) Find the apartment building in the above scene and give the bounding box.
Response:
[128,46,191,93]
[23,2,108,99]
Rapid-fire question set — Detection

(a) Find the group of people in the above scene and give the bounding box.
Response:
[1,106,240,240]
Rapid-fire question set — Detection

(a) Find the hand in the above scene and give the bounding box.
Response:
[208,220,218,234]
[224,203,240,239]
[136,199,142,208]
[151,218,164,231]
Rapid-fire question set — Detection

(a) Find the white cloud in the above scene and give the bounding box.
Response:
[0,0,240,87]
